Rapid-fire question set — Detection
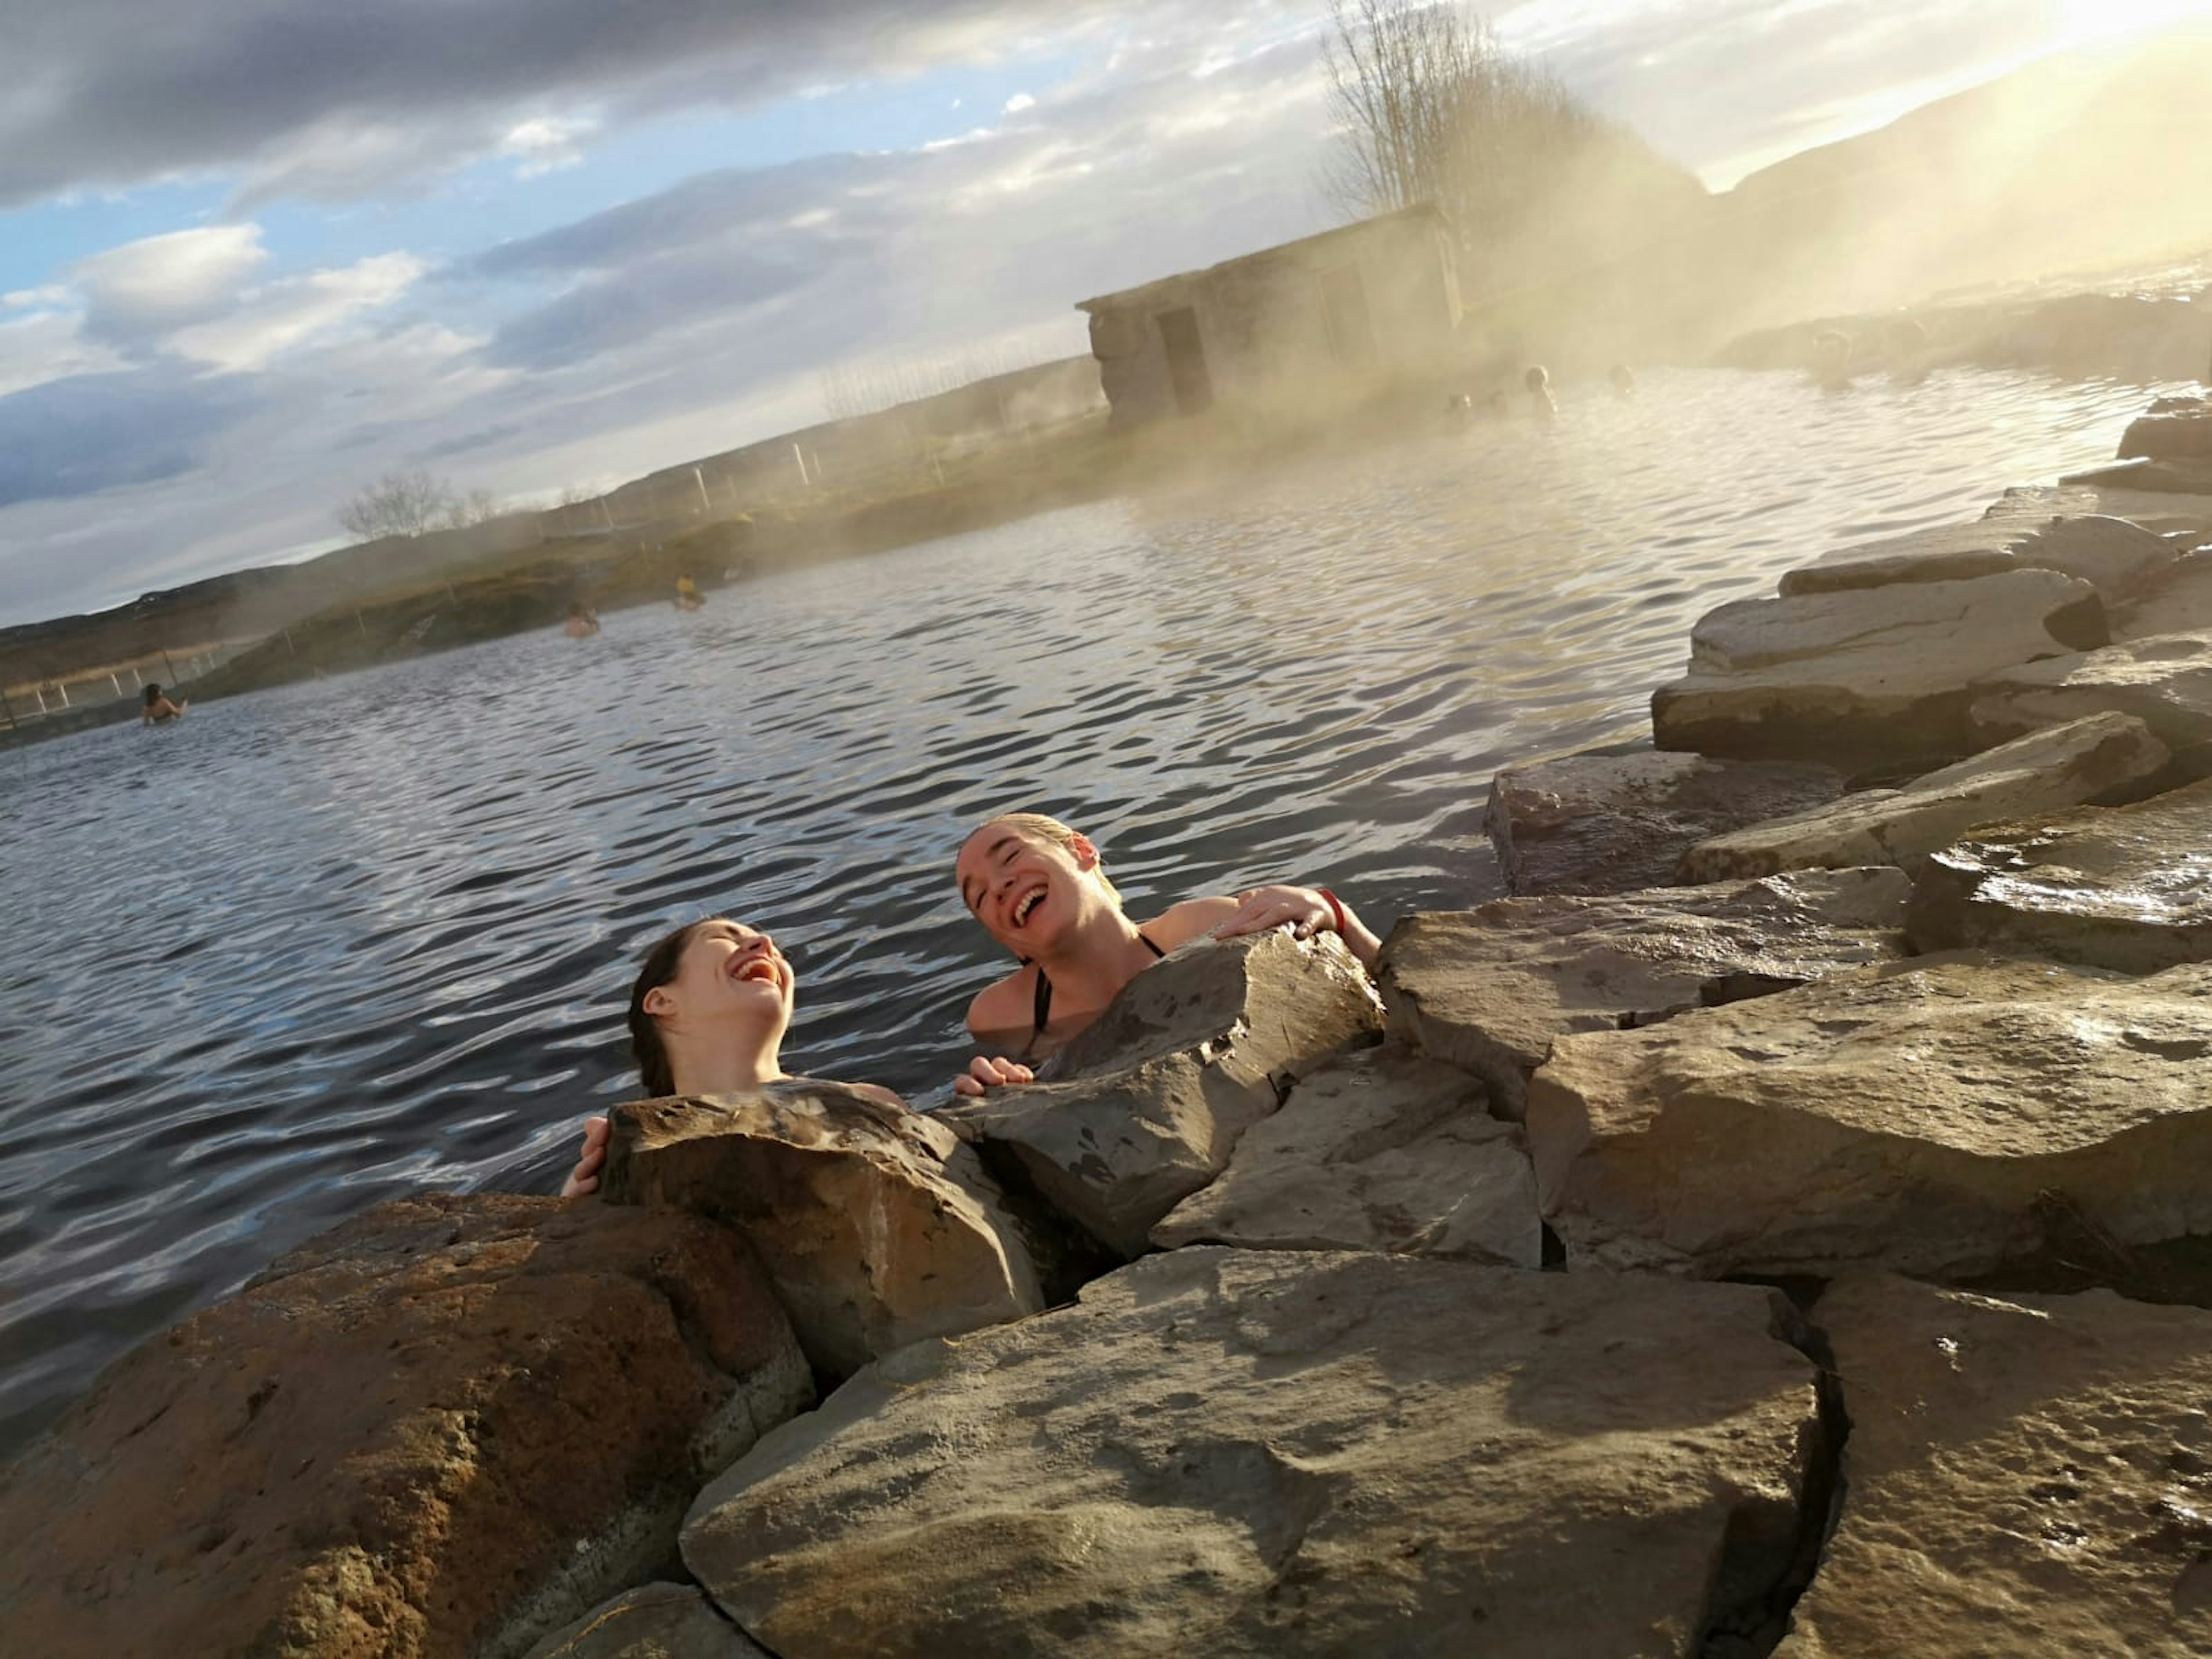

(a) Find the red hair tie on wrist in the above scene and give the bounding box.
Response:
[1316,887,1347,937]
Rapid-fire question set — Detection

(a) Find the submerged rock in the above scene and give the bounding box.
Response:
[1907,778,2212,971]
[1377,867,1910,1119]
[0,1195,812,1659]
[1675,711,2168,882]
[1485,749,1842,896]
[938,931,1383,1259]
[1777,1275,2212,1658]
[1149,1046,1538,1266]
[681,1248,1821,1659]
[1653,569,2105,770]
[1529,955,2212,1278]
[1971,630,2212,758]
[602,1080,1045,1376]
[525,1583,772,1659]
[1776,513,2174,604]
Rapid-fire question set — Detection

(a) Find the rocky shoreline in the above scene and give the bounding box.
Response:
[5,394,2212,1657]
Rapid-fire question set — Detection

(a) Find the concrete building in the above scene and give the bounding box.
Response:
[1076,206,1462,425]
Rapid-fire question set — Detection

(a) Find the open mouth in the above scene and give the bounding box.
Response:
[735,959,781,987]
[1011,887,1046,928]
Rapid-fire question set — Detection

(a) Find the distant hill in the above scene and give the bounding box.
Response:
[1689,23,2212,332]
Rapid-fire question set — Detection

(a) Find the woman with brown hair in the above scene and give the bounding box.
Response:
[558,916,896,1196]
[949,811,1380,1097]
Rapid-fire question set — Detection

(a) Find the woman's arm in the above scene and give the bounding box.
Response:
[1209,884,1381,967]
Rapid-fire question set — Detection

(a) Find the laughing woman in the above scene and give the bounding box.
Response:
[950,812,1380,1097]
[559,916,898,1196]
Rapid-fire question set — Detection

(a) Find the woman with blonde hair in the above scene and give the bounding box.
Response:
[950,811,1380,1097]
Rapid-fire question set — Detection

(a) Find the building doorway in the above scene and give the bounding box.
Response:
[1155,306,1214,416]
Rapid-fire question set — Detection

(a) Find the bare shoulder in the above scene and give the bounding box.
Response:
[965,965,1037,1039]
[1143,895,1240,950]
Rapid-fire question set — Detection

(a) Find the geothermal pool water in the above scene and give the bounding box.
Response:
[0,365,2181,1451]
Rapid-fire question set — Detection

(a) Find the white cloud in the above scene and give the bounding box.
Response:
[497,113,600,179]
[3,286,72,311]
[71,224,269,343]
[0,308,125,396]
[1003,91,1036,113]
[167,252,428,372]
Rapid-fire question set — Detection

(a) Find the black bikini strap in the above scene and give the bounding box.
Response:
[1139,930,1164,959]
[1030,967,1054,1039]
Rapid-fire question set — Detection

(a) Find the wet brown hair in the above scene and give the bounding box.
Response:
[627,918,710,1097]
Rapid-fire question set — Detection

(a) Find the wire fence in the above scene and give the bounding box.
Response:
[0,638,265,732]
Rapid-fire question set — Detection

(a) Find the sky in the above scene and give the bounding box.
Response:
[1,0,2205,626]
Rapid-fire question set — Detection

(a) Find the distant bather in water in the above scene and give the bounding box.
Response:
[1524,365,1557,422]
[558,916,903,1196]
[949,810,1380,1097]
[140,684,186,726]
[563,601,600,638]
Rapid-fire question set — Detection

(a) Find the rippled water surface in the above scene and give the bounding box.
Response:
[0,366,2177,1451]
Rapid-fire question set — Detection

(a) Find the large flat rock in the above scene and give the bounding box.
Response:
[1676,711,2168,882]
[938,931,1384,1258]
[2111,552,2212,639]
[603,1079,1045,1376]
[1653,569,2105,770]
[0,1195,812,1659]
[1907,777,2212,971]
[526,1584,772,1659]
[683,1248,1823,1659]
[1149,1046,1539,1266]
[1971,630,2212,756]
[1377,868,1910,1119]
[1529,955,2212,1278]
[1776,513,2174,603]
[1486,749,1842,896]
[1776,1275,2212,1658]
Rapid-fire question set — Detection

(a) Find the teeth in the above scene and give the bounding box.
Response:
[1014,889,1043,925]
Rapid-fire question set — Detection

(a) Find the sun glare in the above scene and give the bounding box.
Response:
[2056,0,2212,46]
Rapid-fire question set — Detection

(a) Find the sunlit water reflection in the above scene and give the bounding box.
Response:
[0,366,2179,1452]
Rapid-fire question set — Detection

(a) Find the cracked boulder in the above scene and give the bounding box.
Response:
[525,1583,772,1659]
[602,1080,1045,1376]
[937,931,1383,1259]
[1971,631,2212,760]
[1149,1046,1538,1266]
[1486,749,1842,896]
[1775,513,2175,604]
[1652,569,2105,771]
[1776,1275,2212,1658]
[1377,867,1909,1119]
[1529,955,2212,1279]
[682,1247,1821,1659]
[1676,711,2168,882]
[1907,777,2212,971]
[0,1195,812,1659]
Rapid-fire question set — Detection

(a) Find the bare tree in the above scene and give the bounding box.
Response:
[1321,0,1697,301]
[441,487,502,531]
[336,468,459,540]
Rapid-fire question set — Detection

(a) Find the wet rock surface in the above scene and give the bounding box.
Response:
[1149,1046,1538,1266]
[1676,711,2168,882]
[1777,1275,2212,1658]
[1529,955,2212,1279]
[0,1195,812,1659]
[938,931,1384,1257]
[1777,513,2175,603]
[602,1079,1045,1376]
[1377,867,1910,1118]
[681,1248,1821,1659]
[1653,568,2105,768]
[2121,401,2212,463]
[1971,630,2212,756]
[1486,749,1843,896]
[1907,777,2212,971]
[525,1583,773,1659]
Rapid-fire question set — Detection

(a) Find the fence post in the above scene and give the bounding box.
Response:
[162,649,179,683]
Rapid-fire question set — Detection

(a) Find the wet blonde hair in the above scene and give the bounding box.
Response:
[968,812,1122,908]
